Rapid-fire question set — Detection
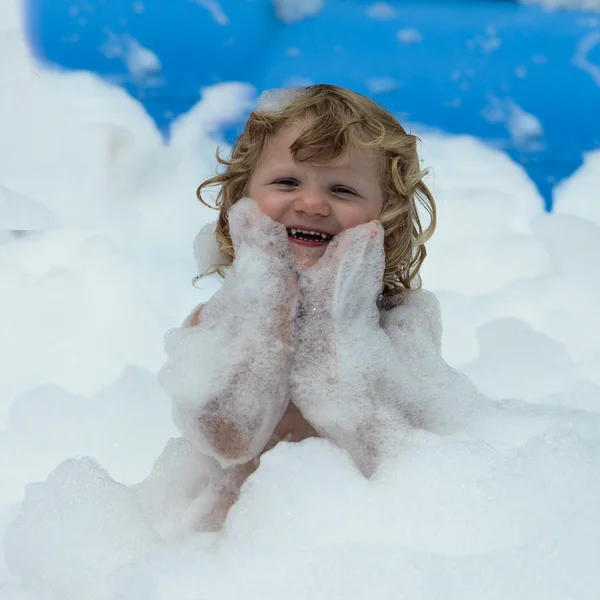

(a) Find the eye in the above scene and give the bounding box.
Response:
[273,178,299,187]
[332,185,358,196]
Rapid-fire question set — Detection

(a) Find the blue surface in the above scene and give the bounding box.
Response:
[25,0,600,210]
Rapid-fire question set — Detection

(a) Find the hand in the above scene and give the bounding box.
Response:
[297,220,385,328]
[290,220,399,472]
[226,197,300,340]
[227,197,299,299]
[228,197,295,273]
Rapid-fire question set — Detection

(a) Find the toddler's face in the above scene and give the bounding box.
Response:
[247,124,384,268]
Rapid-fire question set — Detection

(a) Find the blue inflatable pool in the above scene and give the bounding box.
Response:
[25,0,600,209]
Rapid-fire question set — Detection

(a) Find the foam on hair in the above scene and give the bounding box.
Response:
[256,87,306,114]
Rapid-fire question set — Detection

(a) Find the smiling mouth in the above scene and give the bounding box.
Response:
[286,228,334,245]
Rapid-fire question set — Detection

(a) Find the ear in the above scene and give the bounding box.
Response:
[193,220,229,275]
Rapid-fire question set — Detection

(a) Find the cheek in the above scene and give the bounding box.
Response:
[336,203,380,230]
[249,188,284,222]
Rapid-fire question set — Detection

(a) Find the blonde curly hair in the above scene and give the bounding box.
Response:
[197,84,436,292]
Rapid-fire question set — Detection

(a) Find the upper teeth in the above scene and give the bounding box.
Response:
[290,229,330,239]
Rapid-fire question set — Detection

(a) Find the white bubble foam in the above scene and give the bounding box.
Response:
[256,86,306,114]
[2,8,600,600]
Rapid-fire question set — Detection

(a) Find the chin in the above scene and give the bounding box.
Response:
[289,247,323,269]
[288,237,330,269]
[293,256,319,269]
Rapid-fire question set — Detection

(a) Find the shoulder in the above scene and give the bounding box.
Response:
[379,288,443,351]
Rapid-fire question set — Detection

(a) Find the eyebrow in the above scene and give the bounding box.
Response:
[264,160,365,178]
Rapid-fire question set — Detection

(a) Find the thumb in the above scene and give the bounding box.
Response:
[227,197,258,251]
[320,220,383,271]
[331,221,385,303]
[227,198,258,249]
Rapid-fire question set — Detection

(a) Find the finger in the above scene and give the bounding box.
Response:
[335,228,385,306]
[331,221,380,263]
[229,198,290,258]
[366,219,384,242]
[227,197,257,249]
[254,214,290,250]
[361,222,386,287]
[230,197,280,243]
[317,227,353,266]
[356,221,385,268]
[334,221,385,282]
[284,270,300,296]
[306,221,377,276]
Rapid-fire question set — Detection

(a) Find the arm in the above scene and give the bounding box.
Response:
[158,199,299,469]
[290,223,484,475]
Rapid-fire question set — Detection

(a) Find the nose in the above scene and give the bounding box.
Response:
[291,184,330,217]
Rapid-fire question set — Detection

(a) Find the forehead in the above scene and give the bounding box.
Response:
[258,123,380,174]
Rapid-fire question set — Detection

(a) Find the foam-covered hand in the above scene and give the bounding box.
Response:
[159,198,299,467]
[290,221,406,474]
[297,219,385,329]
[224,197,299,313]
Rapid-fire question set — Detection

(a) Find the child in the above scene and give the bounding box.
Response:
[158,84,483,531]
